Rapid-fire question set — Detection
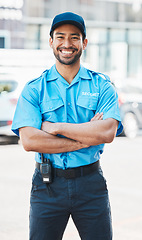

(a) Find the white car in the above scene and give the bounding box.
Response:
[0,75,24,143]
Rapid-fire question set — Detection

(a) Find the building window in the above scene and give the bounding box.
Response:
[0,37,4,48]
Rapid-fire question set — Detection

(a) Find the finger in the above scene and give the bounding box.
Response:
[91,114,103,121]
[91,112,103,121]
[98,112,103,120]
[90,113,99,121]
[96,112,103,120]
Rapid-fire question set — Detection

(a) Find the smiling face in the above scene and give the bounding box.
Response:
[49,24,88,66]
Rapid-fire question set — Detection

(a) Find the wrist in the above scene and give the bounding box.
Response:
[41,121,60,135]
[53,122,60,135]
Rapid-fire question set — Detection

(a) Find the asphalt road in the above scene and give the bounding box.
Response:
[0,136,142,240]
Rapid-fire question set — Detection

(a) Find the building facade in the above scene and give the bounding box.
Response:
[0,0,142,82]
[0,0,25,48]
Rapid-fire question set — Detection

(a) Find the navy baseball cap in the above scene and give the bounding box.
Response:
[50,12,86,38]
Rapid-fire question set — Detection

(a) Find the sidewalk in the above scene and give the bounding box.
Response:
[0,136,142,239]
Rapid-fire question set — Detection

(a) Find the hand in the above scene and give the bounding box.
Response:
[90,112,103,122]
[41,121,59,135]
[78,142,90,149]
[41,122,90,148]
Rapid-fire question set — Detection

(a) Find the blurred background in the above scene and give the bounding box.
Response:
[0,0,142,141]
[0,0,142,239]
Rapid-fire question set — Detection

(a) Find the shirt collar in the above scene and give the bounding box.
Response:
[79,65,92,80]
[46,64,59,81]
[46,64,92,82]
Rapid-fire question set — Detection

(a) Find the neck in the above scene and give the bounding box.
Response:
[55,60,80,84]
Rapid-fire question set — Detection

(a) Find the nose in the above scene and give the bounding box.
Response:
[63,38,72,48]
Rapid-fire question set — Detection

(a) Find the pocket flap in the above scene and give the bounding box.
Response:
[41,98,64,113]
[77,96,98,110]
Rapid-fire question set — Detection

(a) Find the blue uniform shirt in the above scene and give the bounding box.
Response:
[12,64,123,169]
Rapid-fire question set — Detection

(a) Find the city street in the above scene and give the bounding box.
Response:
[0,136,142,240]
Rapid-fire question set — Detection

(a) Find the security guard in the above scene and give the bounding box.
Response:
[12,12,123,240]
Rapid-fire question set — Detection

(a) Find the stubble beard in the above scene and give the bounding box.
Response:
[53,48,82,66]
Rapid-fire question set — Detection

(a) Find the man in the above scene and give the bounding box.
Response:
[12,12,123,240]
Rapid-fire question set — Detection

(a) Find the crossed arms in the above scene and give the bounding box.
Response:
[19,113,118,154]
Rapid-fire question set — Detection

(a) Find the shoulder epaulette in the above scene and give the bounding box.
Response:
[27,69,49,85]
[97,72,110,82]
[88,69,110,82]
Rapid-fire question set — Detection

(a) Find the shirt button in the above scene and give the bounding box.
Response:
[68,153,71,156]
[68,102,71,106]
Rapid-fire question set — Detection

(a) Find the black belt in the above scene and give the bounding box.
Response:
[36,160,100,179]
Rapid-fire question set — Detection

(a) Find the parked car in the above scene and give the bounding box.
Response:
[0,75,24,143]
[117,85,142,138]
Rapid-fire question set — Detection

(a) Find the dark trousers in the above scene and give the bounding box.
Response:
[29,166,112,240]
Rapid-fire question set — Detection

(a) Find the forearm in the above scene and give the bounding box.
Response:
[19,126,88,154]
[58,122,108,145]
[42,118,118,146]
[58,119,118,145]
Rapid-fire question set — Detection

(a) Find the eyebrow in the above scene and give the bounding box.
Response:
[55,32,80,36]
[71,33,80,37]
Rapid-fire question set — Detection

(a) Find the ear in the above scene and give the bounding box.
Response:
[83,39,88,50]
[49,37,53,48]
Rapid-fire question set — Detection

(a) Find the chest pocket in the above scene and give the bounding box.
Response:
[77,96,98,121]
[40,98,64,122]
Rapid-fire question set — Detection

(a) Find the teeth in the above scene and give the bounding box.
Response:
[62,50,73,54]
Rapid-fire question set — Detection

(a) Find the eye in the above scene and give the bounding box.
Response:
[57,36,64,39]
[72,37,79,40]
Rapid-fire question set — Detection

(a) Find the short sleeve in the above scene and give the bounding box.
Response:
[96,78,123,136]
[11,83,42,136]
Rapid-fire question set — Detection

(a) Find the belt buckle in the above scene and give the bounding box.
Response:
[64,169,76,179]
